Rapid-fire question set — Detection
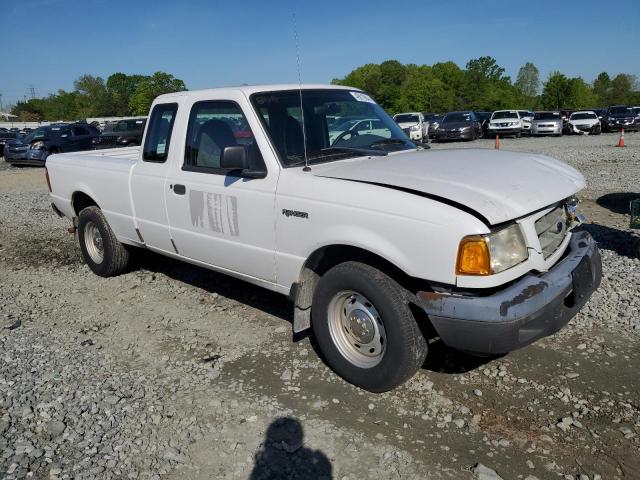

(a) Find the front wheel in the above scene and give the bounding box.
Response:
[78,206,130,277]
[312,262,428,392]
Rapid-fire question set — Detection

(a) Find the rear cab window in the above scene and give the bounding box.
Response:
[143,103,178,163]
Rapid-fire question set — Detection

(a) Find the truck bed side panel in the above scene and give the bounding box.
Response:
[47,148,139,243]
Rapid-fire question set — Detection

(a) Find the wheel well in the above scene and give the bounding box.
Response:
[291,244,429,333]
[72,192,99,216]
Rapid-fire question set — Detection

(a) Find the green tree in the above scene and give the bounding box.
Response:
[609,74,636,105]
[565,77,597,108]
[541,71,570,109]
[592,72,611,106]
[129,72,187,115]
[107,73,147,116]
[515,62,540,97]
[73,75,113,118]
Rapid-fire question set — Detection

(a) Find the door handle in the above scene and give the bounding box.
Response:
[172,184,186,195]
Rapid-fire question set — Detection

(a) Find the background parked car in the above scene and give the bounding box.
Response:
[92,118,147,149]
[474,111,492,137]
[0,131,21,156]
[422,113,442,138]
[633,106,640,125]
[328,118,385,143]
[488,110,522,137]
[531,111,563,136]
[568,111,601,135]
[593,108,607,124]
[4,122,99,167]
[517,110,534,135]
[393,112,428,142]
[435,111,483,141]
[603,106,638,132]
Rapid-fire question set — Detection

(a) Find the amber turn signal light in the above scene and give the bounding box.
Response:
[456,236,491,275]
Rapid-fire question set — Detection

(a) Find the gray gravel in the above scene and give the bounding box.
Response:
[1,132,640,479]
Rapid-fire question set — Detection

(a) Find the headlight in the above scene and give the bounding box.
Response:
[410,125,420,132]
[460,126,471,131]
[432,122,439,129]
[31,141,45,150]
[456,224,528,276]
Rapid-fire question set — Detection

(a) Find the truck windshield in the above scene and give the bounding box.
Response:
[251,89,414,167]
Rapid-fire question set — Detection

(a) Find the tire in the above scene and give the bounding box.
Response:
[633,235,640,259]
[515,131,521,138]
[77,206,130,277]
[312,261,428,392]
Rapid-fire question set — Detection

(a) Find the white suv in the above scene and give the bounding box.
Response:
[488,110,523,137]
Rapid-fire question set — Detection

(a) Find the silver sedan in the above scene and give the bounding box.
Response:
[531,111,563,136]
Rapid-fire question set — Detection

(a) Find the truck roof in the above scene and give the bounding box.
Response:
[155,83,359,101]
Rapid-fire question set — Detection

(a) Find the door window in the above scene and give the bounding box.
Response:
[183,101,264,173]
[143,103,178,162]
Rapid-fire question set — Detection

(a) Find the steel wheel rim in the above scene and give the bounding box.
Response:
[84,221,104,264]
[327,290,386,368]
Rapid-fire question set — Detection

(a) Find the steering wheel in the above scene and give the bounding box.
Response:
[332,128,359,145]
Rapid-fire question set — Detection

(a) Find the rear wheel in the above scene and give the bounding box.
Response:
[312,261,428,392]
[78,206,130,277]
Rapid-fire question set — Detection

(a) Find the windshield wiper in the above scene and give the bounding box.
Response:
[370,138,409,147]
[311,147,387,158]
[285,147,386,168]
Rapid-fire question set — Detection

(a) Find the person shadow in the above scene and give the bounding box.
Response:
[249,417,333,480]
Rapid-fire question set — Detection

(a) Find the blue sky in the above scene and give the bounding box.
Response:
[2,0,639,106]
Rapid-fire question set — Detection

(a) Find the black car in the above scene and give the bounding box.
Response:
[474,111,492,136]
[0,131,21,156]
[602,106,638,132]
[435,111,483,141]
[4,123,100,167]
[93,118,147,149]
[422,112,443,138]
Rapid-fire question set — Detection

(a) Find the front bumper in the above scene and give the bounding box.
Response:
[418,231,601,355]
[436,130,473,140]
[606,122,638,131]
[4,149,47,166]
[488,127,521,136]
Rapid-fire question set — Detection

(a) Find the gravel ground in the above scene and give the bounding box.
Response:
[1,132,639,480]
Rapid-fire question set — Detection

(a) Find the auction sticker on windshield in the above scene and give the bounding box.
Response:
[350,91,376,103]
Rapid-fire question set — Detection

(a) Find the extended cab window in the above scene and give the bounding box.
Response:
[183,101,264,173]
[143,103,178,162]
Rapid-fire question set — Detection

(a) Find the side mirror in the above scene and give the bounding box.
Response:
[221,145,267,179]
[221,145,248,169]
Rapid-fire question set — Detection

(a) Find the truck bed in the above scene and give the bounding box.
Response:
[47,147,140,244]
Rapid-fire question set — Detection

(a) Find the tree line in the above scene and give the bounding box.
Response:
[331,57,640,114]
[11,72,186,121]
[10,58,639,121]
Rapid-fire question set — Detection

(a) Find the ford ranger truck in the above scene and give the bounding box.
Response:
[46,85,602,392]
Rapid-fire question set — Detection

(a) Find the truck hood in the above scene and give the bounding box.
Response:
[311,148,585,225]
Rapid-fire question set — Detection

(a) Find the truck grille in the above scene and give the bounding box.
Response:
[535,206,569,259]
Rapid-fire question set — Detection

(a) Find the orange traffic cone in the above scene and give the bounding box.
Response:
[494,134,500,149]
[616,128,626,147]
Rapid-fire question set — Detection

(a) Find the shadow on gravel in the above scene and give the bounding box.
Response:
[249,417,332,480]
[596,192,639,214]
[421,339,496,374]
[131,249,293,322]
[576,223,639,258]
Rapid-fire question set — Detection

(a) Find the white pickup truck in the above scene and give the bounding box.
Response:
[47,84,601,392]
